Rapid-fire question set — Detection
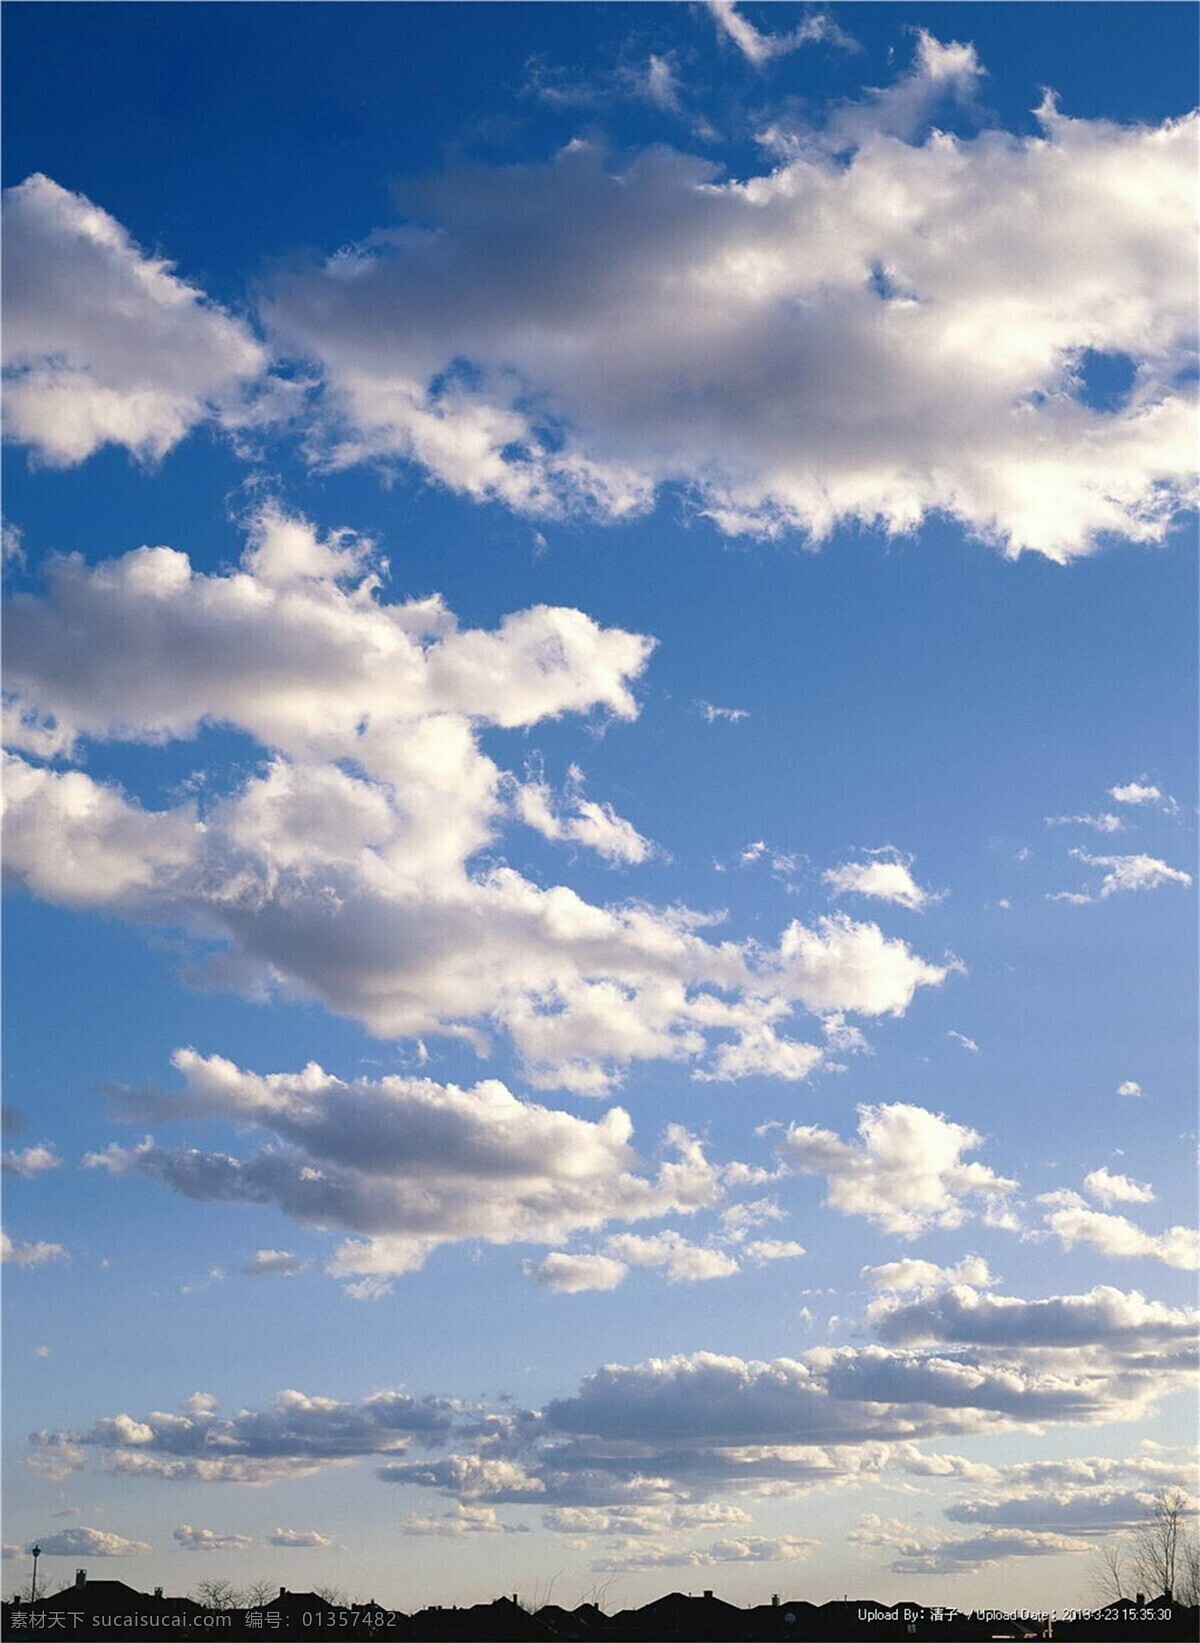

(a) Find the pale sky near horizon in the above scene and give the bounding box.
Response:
[2,0,1197,1615]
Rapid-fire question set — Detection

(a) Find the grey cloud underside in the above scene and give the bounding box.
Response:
[39,1287,1194,1507]
[87,1051,727,1286]
[3,508,950,1099]
[259,72,1196,561]
[4,33,1196,559]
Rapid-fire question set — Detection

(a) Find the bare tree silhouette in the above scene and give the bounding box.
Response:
[1090,1489,1199,1606]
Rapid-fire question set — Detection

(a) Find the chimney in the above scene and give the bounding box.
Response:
[512,1594,519,1607]
[154,1588,163,1601]
[703,1590,713,1600]
[75,1570,87,1589]
[1136,1594,1145,1608]
[280,1588,288,1598]
[772,1595,780,1607]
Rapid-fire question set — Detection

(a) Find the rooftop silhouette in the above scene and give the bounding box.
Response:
[4,1570,1196,1640]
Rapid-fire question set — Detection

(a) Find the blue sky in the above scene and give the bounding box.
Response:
[2,0,1196,1613]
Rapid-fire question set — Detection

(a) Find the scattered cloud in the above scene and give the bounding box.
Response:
[1117,1080,1145,1098]
[86,1050,727,1290]
[1083,1167,1155,1207]
[1045,813,1124,833]
[254,43,1197,561]
[3,174,266,466]
[523,1252,629,1294]
[594,1532,817,1570]
[33,1527,151,1558]
[173,1524,255,1553]
[823,850,939,912]
[30,1386,459,1485]
[946,1030,979,1054]
[779,1103,1015,1236]
[2,1143,63,1178]
[268,1528,334,1549]
[1,1228,68,1267]
[603,1231,740,1284]
[862,1256,996,1295]
[1039,1193,1199,1270]
[1109,779,1178,813]
[706,2,855,68]
[1051,850,1193,904]
[696,700,749,724]
[871,1283,1197,1351]
[4,505,949,1093]
[237,1249,311,1278]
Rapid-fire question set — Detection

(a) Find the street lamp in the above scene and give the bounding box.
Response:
[30,1545,41,1605]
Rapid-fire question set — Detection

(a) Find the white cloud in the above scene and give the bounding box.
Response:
[31,1386,458,1485]
[173,1524,254,1553]
[1,1142,63,1178]
[741,1239,805,1264]
[1051,850,1193,903]
[946,1030,979,1054]
[1040,1193,1199,1270]
[514,765,653,864]
[779,1103,1015,1237]
[1045,812,1124,833]
[863,1524,1093,1577]
[34,1527,151,1558]
[399,1504,511,1537]
[862,1256,996,1294]
[87,1051,725,1289]
[706,3,854,68]
[1117,1080,1145,1098]
[823,851,937,912]
[238,1249,311,1278]
[1,1228,68,1267]
[268,1528,334,1549]
[871,1283,1197,1351]
[3,174,266,466]
[695,700,749,724]
[1109,779,1178,813]
[1083,1167,1156,1207]
[5,506,948,1090]
[523,1252,629,1294]
[603,1231,740,1284]
[262,48,1198,561]
[594,1533,817,1570]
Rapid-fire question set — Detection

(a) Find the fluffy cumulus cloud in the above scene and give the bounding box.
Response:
[862,1255,996,1294]
[2,175,266,466]
[255,37,1197,562]
[1038,1193,1199,1270]
[1,1228,68,1267]
[1083,1167,1156,1207]
[1,1142,63,1178]
[268,1528,334,1548]
[173,1524,254,1553]
[870,1284,1198,1352]
[851,1517,1094,1577]
[32,1527,152,1558]
[823,850,938,912]
[523,1252,630,1294]
[778,1103,1015,1236]
[1109,779,1178,812]
[32,1279,1196,1530]
[29,1387,460,1485]
[3,504,949,1092]
[86,1050,728,1290]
